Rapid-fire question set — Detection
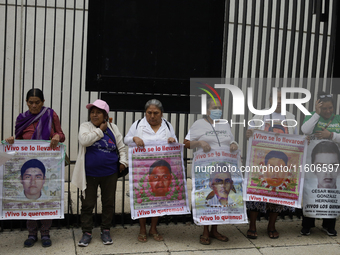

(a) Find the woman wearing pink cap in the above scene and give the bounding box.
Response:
[72,99,128,247]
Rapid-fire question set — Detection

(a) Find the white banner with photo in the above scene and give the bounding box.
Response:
[191,147,247,225]
[303,140,340,218]
[0,140,65,220]
[129,143,190,219]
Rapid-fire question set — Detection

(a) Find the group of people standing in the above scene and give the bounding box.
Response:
[4,87,339,248]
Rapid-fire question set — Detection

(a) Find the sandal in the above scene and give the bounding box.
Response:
[267,229,279,239]
[149,233,163,241]
[246,229,258,239]
[137,234,147,242]
[199,235,211,245]
[209,232,229,242]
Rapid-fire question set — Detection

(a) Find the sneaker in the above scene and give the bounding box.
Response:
[101,229,113,245]
[78,232,92,247]
[41,235,52,247]
[24,235,38,247]
[300,228,311,236]
[323,228,337,236]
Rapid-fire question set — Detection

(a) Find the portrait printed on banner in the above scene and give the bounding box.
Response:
[205,163,237,207]
[247,148,301,200]
[132,157,186,206]
[20,159,48,200]
[310,141,340,189]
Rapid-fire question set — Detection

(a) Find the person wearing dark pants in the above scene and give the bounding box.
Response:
[6,88,65,248]
[81,174,118,234]
[72,99,128,247]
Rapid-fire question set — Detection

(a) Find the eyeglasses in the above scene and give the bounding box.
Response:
[319,95,332,99]
[212,178,232,185]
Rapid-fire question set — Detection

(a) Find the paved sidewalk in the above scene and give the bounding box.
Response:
[1,218,339,255]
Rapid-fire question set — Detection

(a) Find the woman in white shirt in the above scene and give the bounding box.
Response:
[124,99,177,242]
[184,98,238,245]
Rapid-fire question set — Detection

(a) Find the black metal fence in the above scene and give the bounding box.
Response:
[0,0,339,230]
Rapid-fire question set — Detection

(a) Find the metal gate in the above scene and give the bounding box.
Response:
[0,0,339,229]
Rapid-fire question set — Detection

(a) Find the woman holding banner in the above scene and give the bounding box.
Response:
[124,99,177,242]
[184,98,239,245]
[5,88,65,247]
[245,88,297,239]
[72,99,128,247]
[300,92,340,236]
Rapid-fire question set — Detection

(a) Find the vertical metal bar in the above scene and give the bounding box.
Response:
[263,0,273,79]
[247,0,256,78]
[11,0,18,134]
[67,0,77,228]
[311,0,322,79]
[303,0,314,79]
[255,0,265,78]
[121,112,127,227]
[2,0,8,139]
[262,0,273,112]
[59,0,67,121]
[243,0,257,162]
[279,0,289,78]
[295,0,306,78]
[287,0,298,78]
[183,112,189,224]
[300,1,314,126]
[327,0,338,78]
[319,0,330,90]
[32,0,37,88]
[234,0,248,140]
[41,0,47,91]
[271,0,281,78]
[75,0,87,228]
[21,0,28,112]
[230,0,239,79]
[227,0,239,139]
[221,0,230,78]
[238,0,247,78]
[50,0,57,106]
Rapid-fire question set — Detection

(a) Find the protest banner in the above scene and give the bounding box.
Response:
[303,140,340,218]
[245,130,307,208]
[191,147,247,225]
[0,140,65,220]
[129,142,190,219]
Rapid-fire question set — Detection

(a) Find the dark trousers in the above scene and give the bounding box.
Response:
[27,220,52,236]
[81,173,118,233]
[302,216,336,230]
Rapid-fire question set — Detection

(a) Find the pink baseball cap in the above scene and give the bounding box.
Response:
[86,99,109,114]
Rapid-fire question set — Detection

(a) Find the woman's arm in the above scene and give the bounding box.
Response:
[301,113,320,134]
[167,121,178,143]
[51,111,66,142]
[78,122,104,147]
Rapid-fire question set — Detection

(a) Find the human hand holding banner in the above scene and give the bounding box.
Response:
[0,140,65,220]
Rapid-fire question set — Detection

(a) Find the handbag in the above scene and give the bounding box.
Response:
[104,125,129,178]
